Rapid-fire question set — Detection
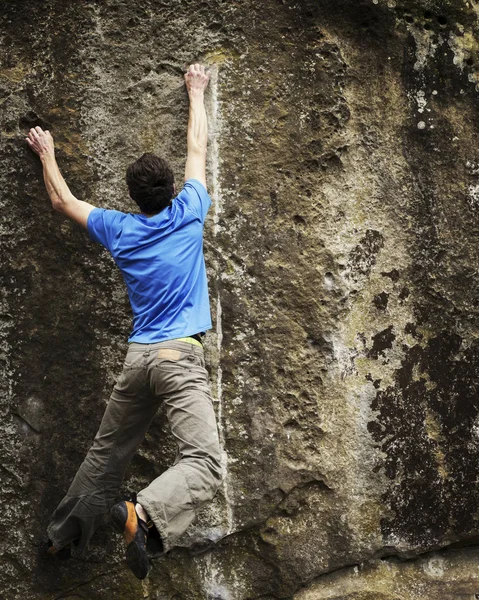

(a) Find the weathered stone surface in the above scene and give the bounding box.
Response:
[2,0,479,598]
[293,547,479,600]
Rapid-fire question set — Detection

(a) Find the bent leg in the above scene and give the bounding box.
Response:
[137,353,223,552]
[47,357,160,553]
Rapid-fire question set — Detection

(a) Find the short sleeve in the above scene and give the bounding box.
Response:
[177,179,212,222]
[87,208,125,251]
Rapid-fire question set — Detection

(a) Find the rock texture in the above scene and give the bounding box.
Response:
[2,0,479,598]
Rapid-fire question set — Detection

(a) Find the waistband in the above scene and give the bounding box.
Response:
[175,336,203,348]
[128,336,204,352]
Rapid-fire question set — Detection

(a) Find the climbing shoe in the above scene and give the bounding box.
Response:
[110,501,150,580]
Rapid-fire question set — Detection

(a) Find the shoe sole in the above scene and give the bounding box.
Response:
[126,538,150,580]
[110,502,150,580]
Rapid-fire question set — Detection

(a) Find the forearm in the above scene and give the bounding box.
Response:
[40,153,76,211]
[187,91,208,155]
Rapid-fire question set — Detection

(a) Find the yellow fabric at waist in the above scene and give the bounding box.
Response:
[175,336,203,348]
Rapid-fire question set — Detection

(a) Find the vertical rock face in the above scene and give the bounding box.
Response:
[2,0,479,598]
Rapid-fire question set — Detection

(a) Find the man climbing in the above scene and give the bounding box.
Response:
[26,63,223,579]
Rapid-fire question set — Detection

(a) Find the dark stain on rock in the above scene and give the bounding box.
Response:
[368,326,395,359]
[404,322,422,340]
[373,291,389,311]
[381,269,400,282]
[366,373,382,389]
[369,331,479,548]
[347,229,385,279]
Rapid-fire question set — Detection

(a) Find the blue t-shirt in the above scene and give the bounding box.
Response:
[87,179,212,343]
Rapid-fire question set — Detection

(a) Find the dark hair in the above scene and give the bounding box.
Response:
[126,153,175,213]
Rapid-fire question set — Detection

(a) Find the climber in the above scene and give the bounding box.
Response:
[26,63,223,579]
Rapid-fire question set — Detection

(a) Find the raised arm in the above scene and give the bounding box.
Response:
[26,126,95,228]
[184,64,210,189]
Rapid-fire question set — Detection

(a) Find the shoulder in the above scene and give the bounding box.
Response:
[87,208,128,247]
[180,179,209,197]
[175,179,211,221]
[88,207,127,227]
[184,178,208,191]
[89,207,126,219]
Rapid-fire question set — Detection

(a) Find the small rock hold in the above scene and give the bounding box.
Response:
[417,121,426,130]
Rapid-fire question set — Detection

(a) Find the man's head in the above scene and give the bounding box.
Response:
[126,153,175,214]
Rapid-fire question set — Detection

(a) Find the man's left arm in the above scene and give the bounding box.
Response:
[26,126,95,228]
[184,64,210,190]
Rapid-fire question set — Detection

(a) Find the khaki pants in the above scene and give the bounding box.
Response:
[47,340,223,553]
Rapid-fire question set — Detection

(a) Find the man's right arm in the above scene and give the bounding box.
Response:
[184,63,210,190]
[26,126,95,229]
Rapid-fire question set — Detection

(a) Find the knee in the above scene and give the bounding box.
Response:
[200,452,224,499]
[182,447,224,499]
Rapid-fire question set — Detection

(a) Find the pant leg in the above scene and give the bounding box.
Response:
[137,341,223,552]
[47,347,160,552]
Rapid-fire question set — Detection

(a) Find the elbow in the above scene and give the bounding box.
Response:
[51,192,75,213]
[51,198,64,213]
[51,196,68,213]
[189,142,207,156]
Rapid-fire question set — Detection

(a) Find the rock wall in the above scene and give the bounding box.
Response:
[2,0,479,598]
